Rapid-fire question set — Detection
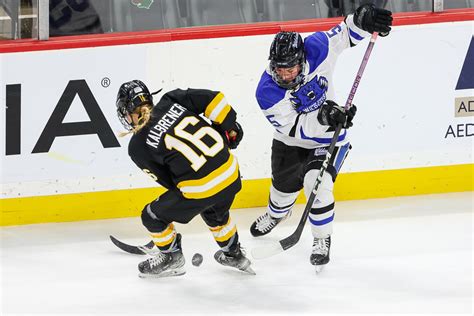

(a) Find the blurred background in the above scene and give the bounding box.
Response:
[1,0,473,40]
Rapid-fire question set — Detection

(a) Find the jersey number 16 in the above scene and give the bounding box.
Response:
[164,116,224,171]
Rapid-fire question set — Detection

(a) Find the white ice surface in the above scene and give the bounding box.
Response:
[1,192,473,315]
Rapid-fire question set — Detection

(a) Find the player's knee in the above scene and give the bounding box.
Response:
[201,210,229,228]
[141,204,168,232]
[303,169,334,207]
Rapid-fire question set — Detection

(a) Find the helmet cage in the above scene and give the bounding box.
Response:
[270,58,306,90]
[269,31,306,89]
[116,80,153,131]
[116,100,133,131]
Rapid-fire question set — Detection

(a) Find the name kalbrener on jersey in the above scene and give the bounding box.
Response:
[146,103,187,149]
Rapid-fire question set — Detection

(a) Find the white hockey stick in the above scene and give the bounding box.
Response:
[251,32,379,260]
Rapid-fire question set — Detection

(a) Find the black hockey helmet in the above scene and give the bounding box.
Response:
[269,31,306,89]
[116,80,153,130]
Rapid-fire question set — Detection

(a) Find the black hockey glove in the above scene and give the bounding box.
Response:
[353,4,393,37]
[213,122,243,149]
[318,100,357,129]
[226,122,243,149]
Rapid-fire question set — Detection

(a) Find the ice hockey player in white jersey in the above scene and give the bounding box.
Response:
[250,4,392,270]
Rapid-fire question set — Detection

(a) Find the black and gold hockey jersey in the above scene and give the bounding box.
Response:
[128,89,241,200]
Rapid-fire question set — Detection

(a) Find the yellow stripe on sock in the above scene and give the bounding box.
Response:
[214,226,237,243]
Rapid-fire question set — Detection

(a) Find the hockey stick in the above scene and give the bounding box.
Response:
[109,235,159,255]
[251,32,379,260]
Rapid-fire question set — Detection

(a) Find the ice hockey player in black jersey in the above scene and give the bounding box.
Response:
[116,80,254,277]
[250,4,392,271]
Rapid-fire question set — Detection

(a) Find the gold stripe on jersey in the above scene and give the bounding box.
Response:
[150,223,176,247]
[204,92,231,124]
[204,93,224,117]
[214,105,231,124]
[209,216,237,243]
[177,154,239,199]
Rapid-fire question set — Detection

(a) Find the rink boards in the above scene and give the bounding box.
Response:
[1,11,473,225]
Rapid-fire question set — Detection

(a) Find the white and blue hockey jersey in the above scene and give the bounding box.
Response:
[255,15,370,149]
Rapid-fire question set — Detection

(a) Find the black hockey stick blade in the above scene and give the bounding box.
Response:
[109,235,155,255]
[280,234,301,250]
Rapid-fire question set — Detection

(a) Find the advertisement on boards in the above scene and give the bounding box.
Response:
[450,36,474,137]
[1,21,473,199]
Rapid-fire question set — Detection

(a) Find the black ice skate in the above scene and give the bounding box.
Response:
[138,234,185,278]
[310,236,331,273]
[250,212,288,237]
[214,243,256,275]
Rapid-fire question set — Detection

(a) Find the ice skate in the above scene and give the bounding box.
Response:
[250,212,289,237]
[310,236,331,273]
[138,234,186,278]
[214,243,256,275]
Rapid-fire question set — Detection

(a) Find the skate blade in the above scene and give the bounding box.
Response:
[138,267,186,278]
[240,266,256,275]
[314,265,325,274]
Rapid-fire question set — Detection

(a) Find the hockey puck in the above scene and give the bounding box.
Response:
[192,253,203,267]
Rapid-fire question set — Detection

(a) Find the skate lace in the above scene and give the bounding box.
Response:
[255,213,277,232]
[312,237,329,255]
[148,252,167,268]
